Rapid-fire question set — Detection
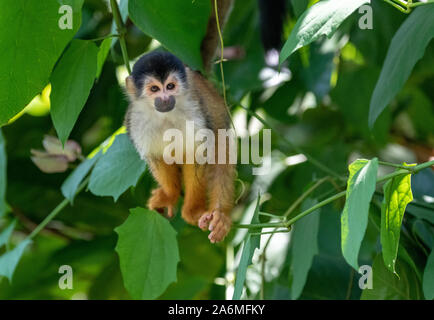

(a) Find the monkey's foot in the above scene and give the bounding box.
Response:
[148,188,177,218]
[198,211,231,243]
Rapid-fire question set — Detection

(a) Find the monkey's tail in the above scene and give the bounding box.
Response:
[257,0,287,52]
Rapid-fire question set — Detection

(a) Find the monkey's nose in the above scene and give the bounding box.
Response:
[154,96,175,113]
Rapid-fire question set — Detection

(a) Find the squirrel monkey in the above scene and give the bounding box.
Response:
[124,51,235,243]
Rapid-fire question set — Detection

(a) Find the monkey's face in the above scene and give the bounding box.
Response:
[140,73,185,113]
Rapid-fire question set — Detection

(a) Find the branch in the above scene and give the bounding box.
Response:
[236,159,434,230]
[28,176,90,239]
[237,104,345,180]
[383,0,434,13]
[110,0,131,74]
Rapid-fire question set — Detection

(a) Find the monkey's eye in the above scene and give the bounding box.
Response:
[166,83,175,90]
[150,85,160,92]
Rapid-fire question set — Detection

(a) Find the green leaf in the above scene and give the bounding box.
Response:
[381,166,414,276]
[368,6,434,127]
[233,194,261,300]
[96,38,113,79]
[423,249,434,300]
[341,158,378,270]
[0,129,8,217]
[0,0,84,125]
[61,152,102,204]
[0,220,16,248]
[50,39,98,144]
[88,134,146,201]
[361,254,423,300]
[280,0,369,64]
[128,0,210,70]
[115,207,180,299]
[290,198,320,299]
[0,239,31,282]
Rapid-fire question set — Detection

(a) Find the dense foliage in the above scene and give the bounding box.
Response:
[0,0,433,300]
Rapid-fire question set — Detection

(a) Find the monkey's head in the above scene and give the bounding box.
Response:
[125,51,187,113]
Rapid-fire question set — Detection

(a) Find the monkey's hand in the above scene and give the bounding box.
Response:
[198,211,231,243]
[148,187,177,218]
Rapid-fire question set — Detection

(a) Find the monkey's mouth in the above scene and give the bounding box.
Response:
[155,104,175,113]
[154,96,175,113]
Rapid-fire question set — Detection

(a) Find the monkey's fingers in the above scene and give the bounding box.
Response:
[198,212,213,231]
[207,211,231,243]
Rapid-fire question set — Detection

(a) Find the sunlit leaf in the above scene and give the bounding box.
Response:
[115,208,179,299]
[381,165,414,276]
[341,158,378,270]
[280,0,369,64]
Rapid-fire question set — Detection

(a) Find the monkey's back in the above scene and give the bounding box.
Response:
[187,68,231,133]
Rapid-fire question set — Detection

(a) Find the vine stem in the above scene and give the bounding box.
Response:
[236,159,434,230]
[258,176,330,298]
[213,0,227,107]
[383,0,434,13]
[110,0,131,75]
[237,104,344,180]
[28,176,90,239]
[409,0,434,7]
[88,33,120,42]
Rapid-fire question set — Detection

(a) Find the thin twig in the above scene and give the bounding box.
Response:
[110,0,131,74]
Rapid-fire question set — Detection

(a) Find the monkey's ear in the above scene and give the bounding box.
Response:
[125,76,137,96]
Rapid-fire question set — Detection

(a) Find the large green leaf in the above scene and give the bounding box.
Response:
[128,0,210,70]
[290,198,320,299]
[50,40,98,144]
[88,134,146,201]
[115,208,180,299]
[423,249,434,300]
[280,0,369,63]
[0,129,7,216]
[233,194,261,300]
[341,158,378,270]
[368,6,434,127]
[361,254,423,300]
[381,167,413,276]
[0,0,83,125]
[0,239,32,282]
[61,152,102,204]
